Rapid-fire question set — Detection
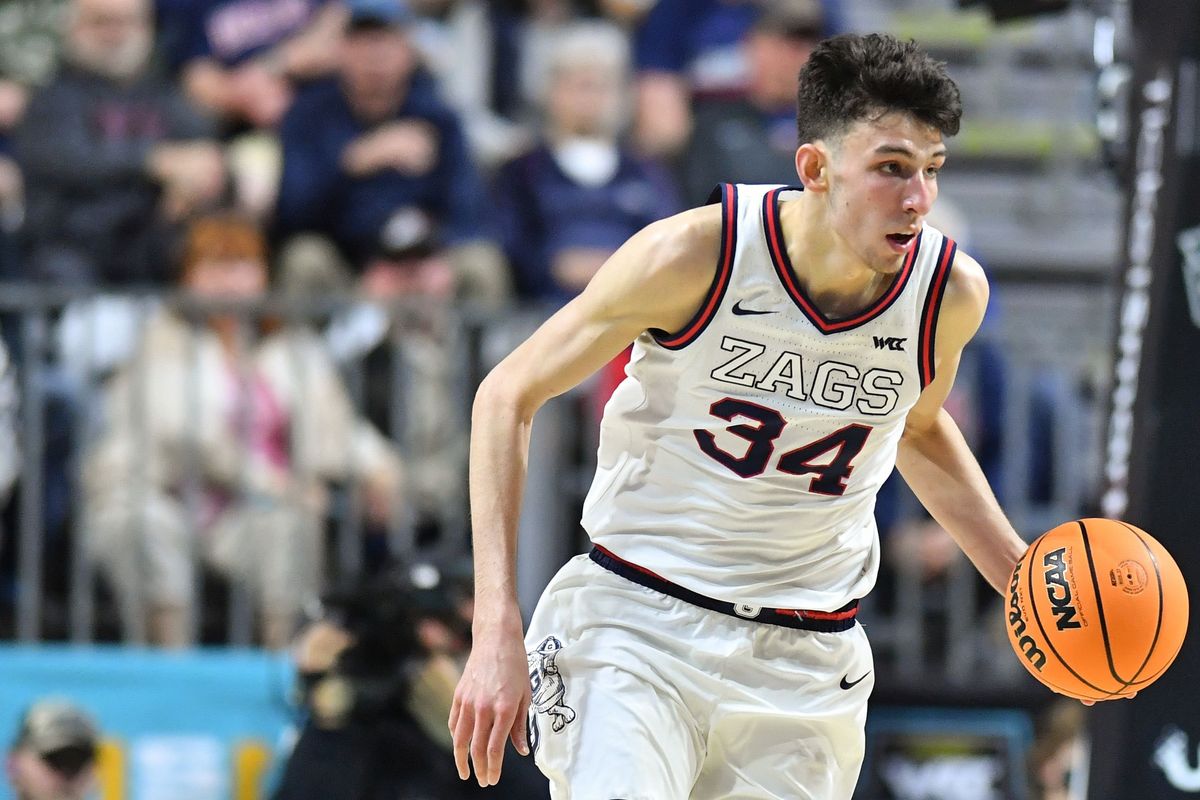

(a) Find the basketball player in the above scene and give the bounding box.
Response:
[451,33,1044,798]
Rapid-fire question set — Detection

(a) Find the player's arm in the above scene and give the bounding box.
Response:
[894,250,1026,595]
[449,204,722,787]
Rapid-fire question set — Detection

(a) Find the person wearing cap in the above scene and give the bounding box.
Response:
[682,0,826,205]
[321,205,466,540]
[5,698,99,800]
[276,0,509,307]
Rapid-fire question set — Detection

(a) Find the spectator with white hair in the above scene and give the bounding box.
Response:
[493,20,680,305]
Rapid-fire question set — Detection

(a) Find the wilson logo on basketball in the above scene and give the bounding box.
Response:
[1110,560,1148,595]
[1043,547,1083,630]
[1008,558,1047,671]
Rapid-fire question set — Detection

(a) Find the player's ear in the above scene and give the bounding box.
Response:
[795,142,828,193]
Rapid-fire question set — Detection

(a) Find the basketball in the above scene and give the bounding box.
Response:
[1005,518,1189,701]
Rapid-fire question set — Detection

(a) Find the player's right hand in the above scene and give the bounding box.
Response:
[448,616,531,787]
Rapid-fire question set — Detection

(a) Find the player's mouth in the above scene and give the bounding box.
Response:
[885,232,917,253]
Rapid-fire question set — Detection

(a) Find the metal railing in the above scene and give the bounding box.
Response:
[0,285,502,645]
[0,282,1114,689]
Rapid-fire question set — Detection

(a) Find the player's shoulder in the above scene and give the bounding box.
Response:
[945,247,989,311]
[633,202,724,285]
[578,203,724,334]
[933,247,990,349]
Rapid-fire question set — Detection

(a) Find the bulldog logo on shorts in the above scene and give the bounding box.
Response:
[526,636,576,753]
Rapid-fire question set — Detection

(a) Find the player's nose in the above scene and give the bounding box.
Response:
[902,174,936,217]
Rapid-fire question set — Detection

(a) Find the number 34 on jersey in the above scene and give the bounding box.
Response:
[695,334,905,493]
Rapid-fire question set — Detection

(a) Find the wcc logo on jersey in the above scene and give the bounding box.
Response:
[1043,547,1083,630]
[873,335,907,351]
[526,636,576,754]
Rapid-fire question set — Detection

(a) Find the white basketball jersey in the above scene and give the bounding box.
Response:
[581,183,958,610]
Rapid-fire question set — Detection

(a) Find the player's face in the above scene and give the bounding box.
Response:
[822,112,946,274]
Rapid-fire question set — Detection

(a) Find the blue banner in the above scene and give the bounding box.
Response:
[0,644,297,800]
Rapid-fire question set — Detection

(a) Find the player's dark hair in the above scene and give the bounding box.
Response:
[796,33,962,145]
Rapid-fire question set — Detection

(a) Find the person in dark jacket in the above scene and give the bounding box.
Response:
[681,0,825,205]
[14,0,224,286]
[276,0,508,306]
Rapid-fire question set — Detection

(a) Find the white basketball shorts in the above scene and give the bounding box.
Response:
[523,553,874,800]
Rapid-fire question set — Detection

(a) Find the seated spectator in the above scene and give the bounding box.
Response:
[275,0,508,306]
[175,0,348,130]
[630,0,840,158]
[682,0,823,204]
[0,1,67,277]
[82,213,405,649]
[5,698,100,800]
[402,0,532,170]
[321,207,466,541]
[14,0,225,286]
[631,0,758,157]
[494,21,681,305]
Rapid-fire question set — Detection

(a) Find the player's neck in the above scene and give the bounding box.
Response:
[780,194,893,319]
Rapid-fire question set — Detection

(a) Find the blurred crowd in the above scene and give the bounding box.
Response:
[0,0,844,650]
[0,2,1092,798]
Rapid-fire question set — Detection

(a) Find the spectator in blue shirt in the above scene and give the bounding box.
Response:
[631,0,841,157]
[276,0,508,304]
[681,0,823,204]
[175,0,348,129]
[494,21,680,305]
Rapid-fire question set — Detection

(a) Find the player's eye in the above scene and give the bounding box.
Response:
[925,165,942,178]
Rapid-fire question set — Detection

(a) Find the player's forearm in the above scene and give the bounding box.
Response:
[896,409,1027,595]
[468,373,534,628]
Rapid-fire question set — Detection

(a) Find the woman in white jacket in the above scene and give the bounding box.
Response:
[82,213,405,649]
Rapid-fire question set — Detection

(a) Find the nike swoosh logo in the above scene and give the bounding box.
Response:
[731,300,775,316]
[839,672,870,690]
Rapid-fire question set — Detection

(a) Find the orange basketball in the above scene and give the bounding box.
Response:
[1005,518,1189,701]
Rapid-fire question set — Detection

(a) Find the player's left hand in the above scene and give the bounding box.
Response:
[448,611,531,787]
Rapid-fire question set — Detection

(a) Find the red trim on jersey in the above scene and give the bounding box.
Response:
[654,183,737,349]
[763,187,920,334]
[777,606,861,622]
[591,544,675,584]
[918,236,958,388]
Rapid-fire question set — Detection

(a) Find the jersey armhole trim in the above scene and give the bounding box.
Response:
[650,182,738,350]
[918,236,958,388]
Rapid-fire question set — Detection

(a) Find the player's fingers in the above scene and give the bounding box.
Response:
[470,707,495,787]
[448,695,460,732]
[1080,699,1096,706]
[509,696,531,756]
[451,703,475,780]
[486,704,515,785]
